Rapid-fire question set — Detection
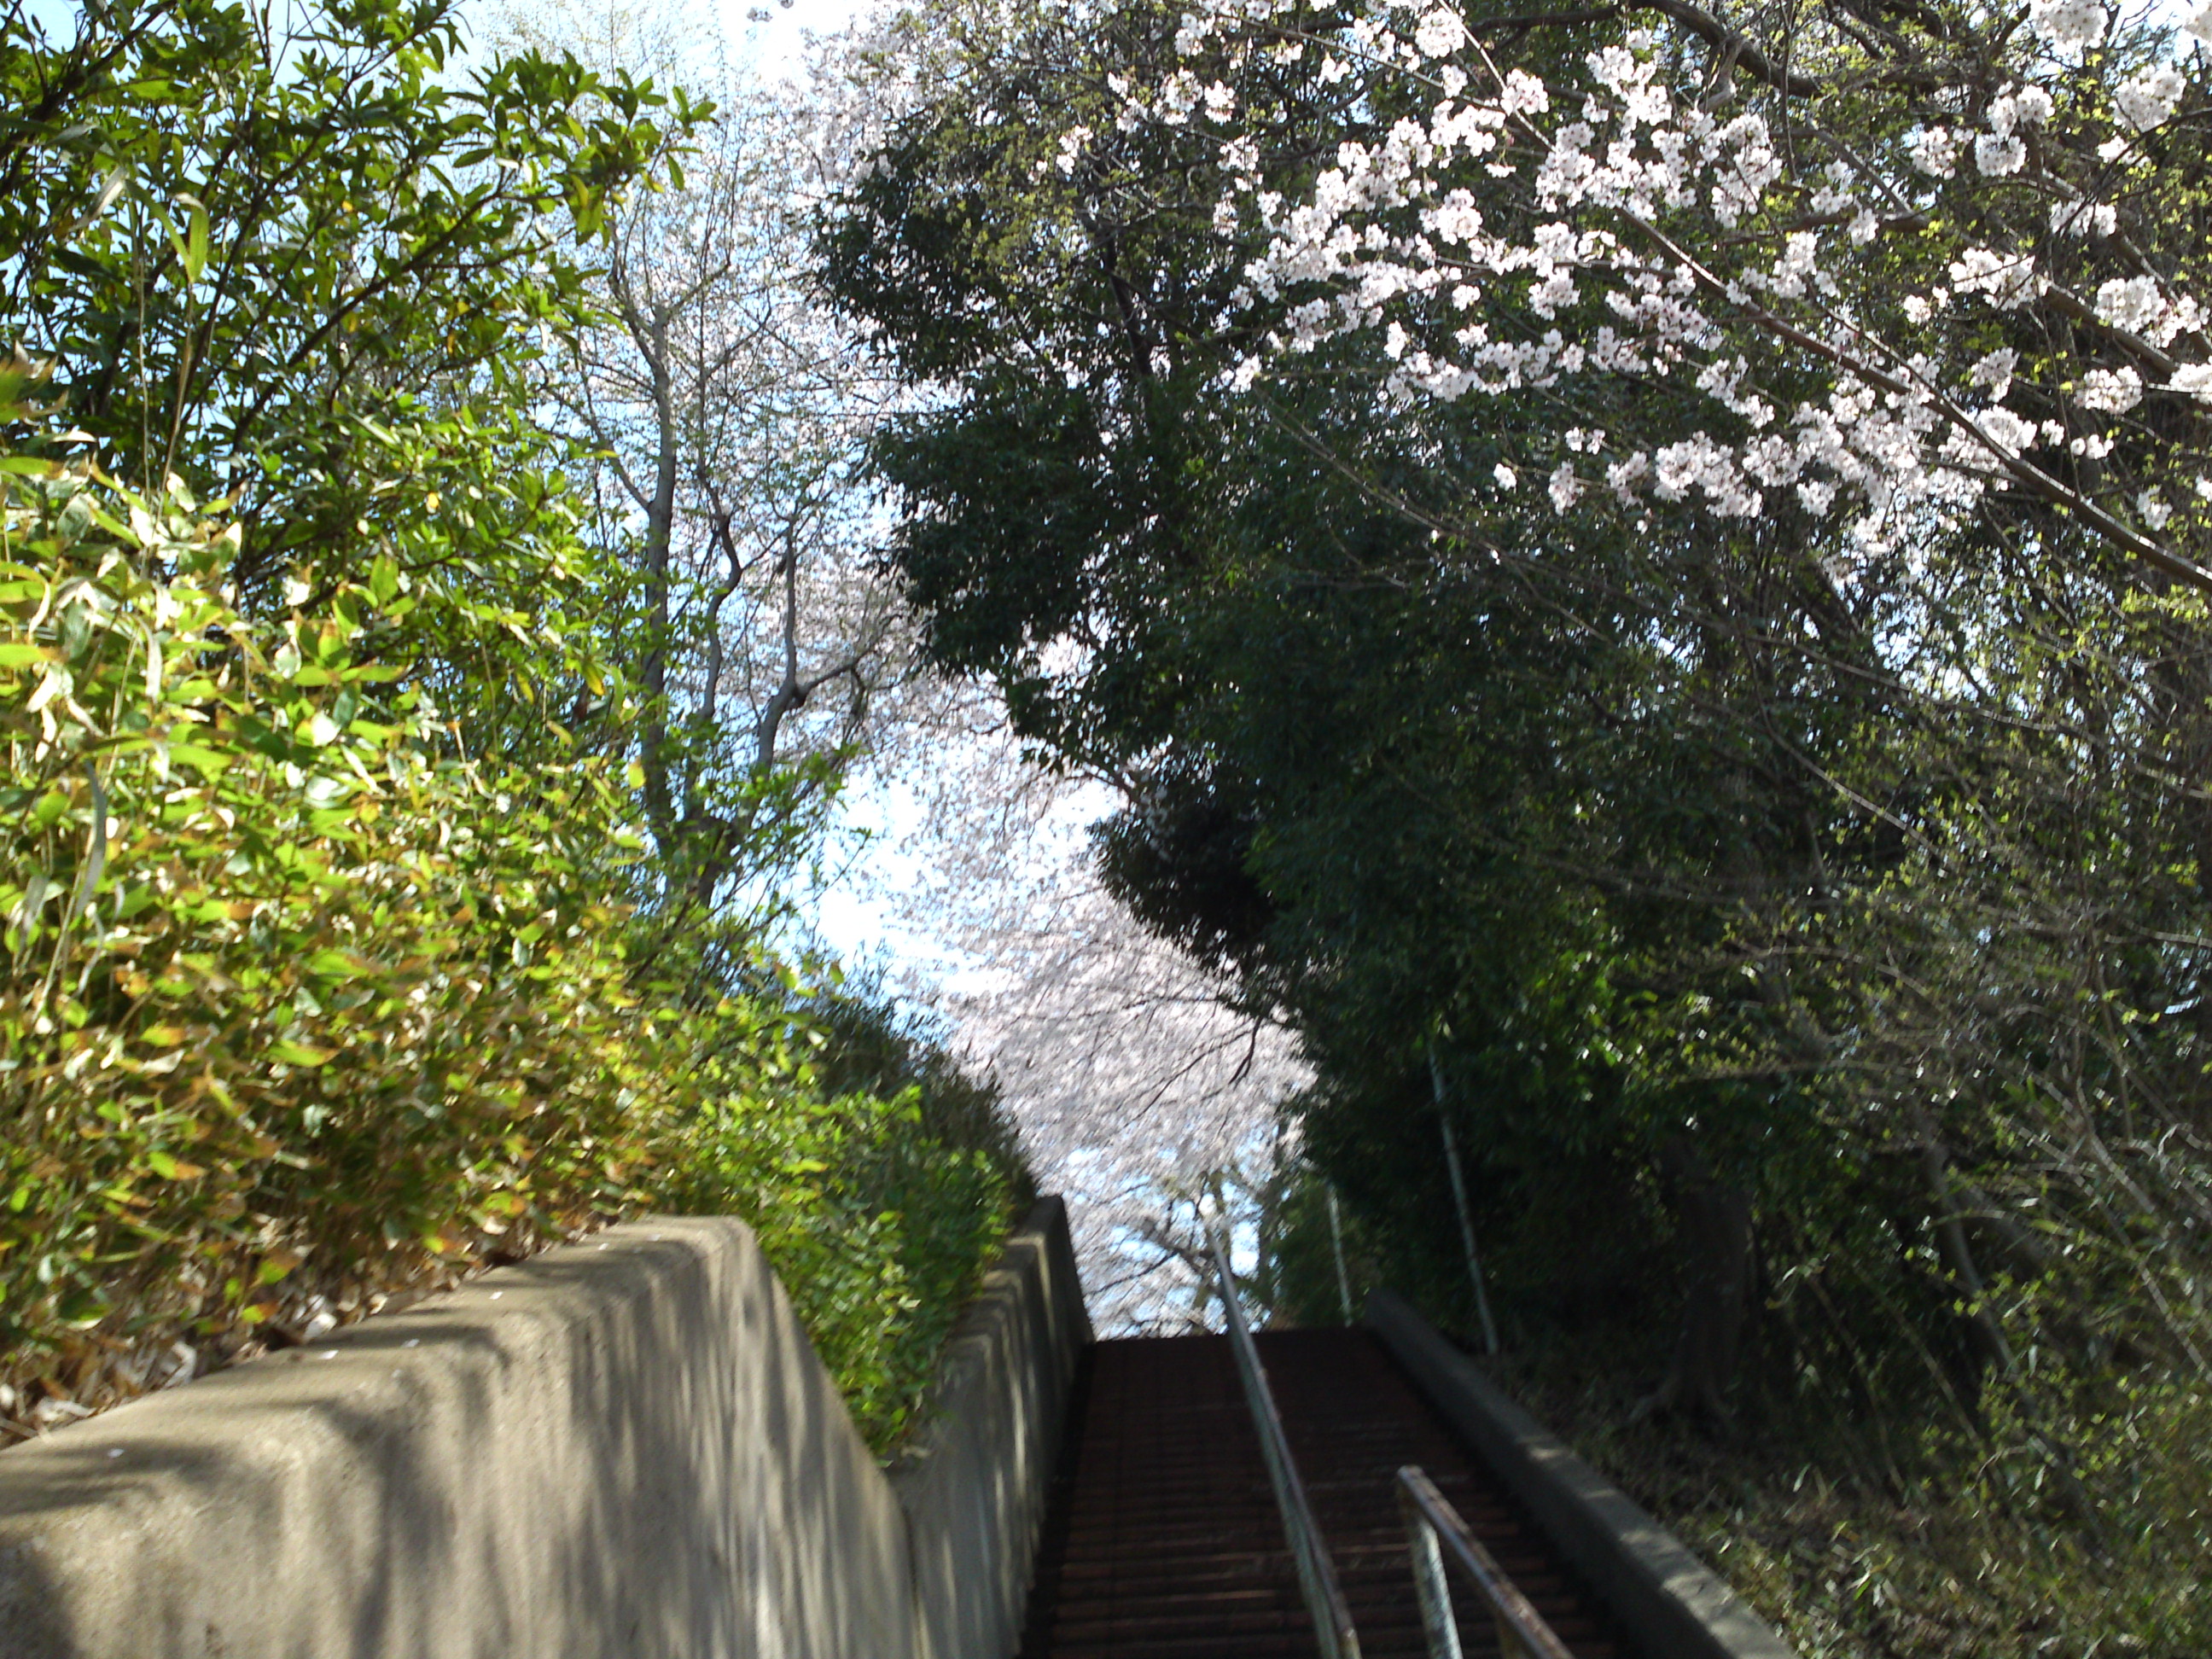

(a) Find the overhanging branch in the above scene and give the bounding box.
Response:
[1474,0,1819,96]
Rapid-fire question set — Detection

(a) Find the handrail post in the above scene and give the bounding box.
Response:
[1208,1228,1363,1659]
[1395,1464,1577,1659]
[1429,1045,1499,1355]
[1396,1479,1466,1659]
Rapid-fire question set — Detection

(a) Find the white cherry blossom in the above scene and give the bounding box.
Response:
[2116,66,2186,133]
[2097,276,2170,336]
[2076,366,2145,413]
[1068,0,2212,585]
[2050,199,2116,239]
[1974,131,2026,176]
[2029,0,2106,51]
[1907,126,1961,178]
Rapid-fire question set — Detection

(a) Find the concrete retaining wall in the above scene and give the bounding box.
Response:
[1365,1289,1801,1659]
[894,1197,1091,1659]
[0,1201,1088,1659]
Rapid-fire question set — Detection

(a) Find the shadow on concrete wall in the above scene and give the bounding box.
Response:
[0,1220,913,1659]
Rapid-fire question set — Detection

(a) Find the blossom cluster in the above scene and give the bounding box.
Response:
[1137,0,2212,573]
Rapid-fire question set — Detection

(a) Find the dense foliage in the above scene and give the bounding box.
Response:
[822,0,2211,1644]
[0,459,646,1364]
[0,0,1023,1454]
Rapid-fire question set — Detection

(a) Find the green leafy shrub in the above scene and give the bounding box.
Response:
[0,456,1016,1449]
[0,455,650,1395]
[1475,1326,2212,1659]
[800,974,1037,1214]
[660,1074,1013,1447]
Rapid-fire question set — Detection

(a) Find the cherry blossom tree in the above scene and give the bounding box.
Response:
[494,0,919,911]
[833,698,1310,1331]
[947,875,1307,1331]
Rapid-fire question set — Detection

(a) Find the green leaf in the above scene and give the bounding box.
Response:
[166,744,230,777]
[56,1287,107,1328]
[184,203,210,284]
[270,1040,337,1068]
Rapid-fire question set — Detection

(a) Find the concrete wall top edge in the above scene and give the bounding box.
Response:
[1363,1288,1802,1659]
[889,1196,1091,1659]
[890,1195,1089,1481]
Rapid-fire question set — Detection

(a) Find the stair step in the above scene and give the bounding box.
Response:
[1013,1330,1643,1659]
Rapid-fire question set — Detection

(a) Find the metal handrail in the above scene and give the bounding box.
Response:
[1396,1464,1577,1659]
[1208,1231,1363,1659]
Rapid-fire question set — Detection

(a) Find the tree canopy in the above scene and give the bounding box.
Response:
[820,0,2212,1639]
[0,0,1027,1453]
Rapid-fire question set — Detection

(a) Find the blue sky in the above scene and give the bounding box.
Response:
[729,0,876,82]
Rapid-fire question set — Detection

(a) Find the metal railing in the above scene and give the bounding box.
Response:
[1208,1231,1363,1659]
[1396,1464,1578,1659]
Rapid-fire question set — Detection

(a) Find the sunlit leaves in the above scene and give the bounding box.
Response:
[0,0,698,594]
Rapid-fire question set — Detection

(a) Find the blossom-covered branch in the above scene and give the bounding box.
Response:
[1103,0,2212,588]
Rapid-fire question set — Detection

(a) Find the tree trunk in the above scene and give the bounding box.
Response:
[1634,1135,1754,1430]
